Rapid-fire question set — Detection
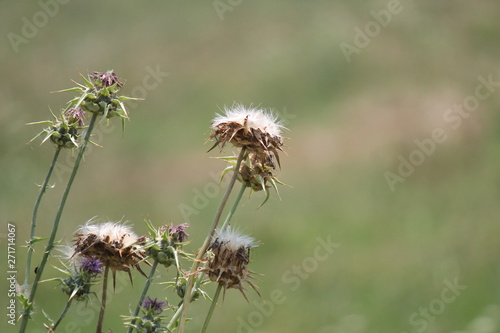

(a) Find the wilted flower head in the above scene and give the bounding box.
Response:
[66,107,85,126]
[206,228,259,300]
[90,70,124,88]
[209,104,285,162]
[168,223,189,243]
[73,221,147,285]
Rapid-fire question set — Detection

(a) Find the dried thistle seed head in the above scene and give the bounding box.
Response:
[72,221,147,284]
[209,104,285,158]
[206,228,260,300]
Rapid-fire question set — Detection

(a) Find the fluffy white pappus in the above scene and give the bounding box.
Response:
[214,228,258,251]
[77,221,138,247]
[212,104,285,137]
[57,244,79,260]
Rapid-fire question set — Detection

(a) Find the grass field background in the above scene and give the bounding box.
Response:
[1,1,499,333]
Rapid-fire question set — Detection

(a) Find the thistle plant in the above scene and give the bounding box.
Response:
[19,71,136,333]
[178,104,287,332]
[22,82,288,333]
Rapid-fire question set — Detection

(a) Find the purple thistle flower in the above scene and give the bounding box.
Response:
[80,257,103,275]
[142,297,165,314]
[169,223,189,243]
[90,70,123,88]
[66,107,85,126]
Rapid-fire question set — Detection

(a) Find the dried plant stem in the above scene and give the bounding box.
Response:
[51,298,73,332]
[96,265,110,333]
[19,112,99,333]
[178,147,247,333]
[201,284,223,333]
[127,259,159,333]
[25,146,62,287]
[220,183,247,232]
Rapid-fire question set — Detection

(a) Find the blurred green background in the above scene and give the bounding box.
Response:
[1,1,499,333]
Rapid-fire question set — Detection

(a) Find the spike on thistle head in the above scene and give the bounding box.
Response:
[205,228,260,301]
[209,104,286,160]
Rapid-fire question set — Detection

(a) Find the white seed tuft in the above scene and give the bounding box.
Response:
[212,104,285,138]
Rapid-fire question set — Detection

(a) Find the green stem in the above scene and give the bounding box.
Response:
[127,259,159,333]
[200,284,223,333]
[96,265,110,333]
[24,146,62,287]
[220,183,247,232]
[19,112,99,333]
[51,298,73,331]
[166,301,183,331]
[178,147,247,333]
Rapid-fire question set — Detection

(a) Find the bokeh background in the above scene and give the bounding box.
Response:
[1,1,500,333]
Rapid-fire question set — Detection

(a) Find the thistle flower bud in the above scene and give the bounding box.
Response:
[124,297,168,333]
[59,257,103,301]
[72,221,147,286]
[220,150,286,206]
[206,228,259,300]
[209,104,285,163]
[28,111,81,148]
[144,221,189,268]
[59,70,134,121]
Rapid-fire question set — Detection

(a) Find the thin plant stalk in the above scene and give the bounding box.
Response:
[50,298,73,332]
[24,146,62,287]
[178,147,247,333]
[19,112,99,333]
[200,284,223,333]
[96,265,110,333]
[166,302,183,331]
[127,259,159,333]
[220,183,247,232]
